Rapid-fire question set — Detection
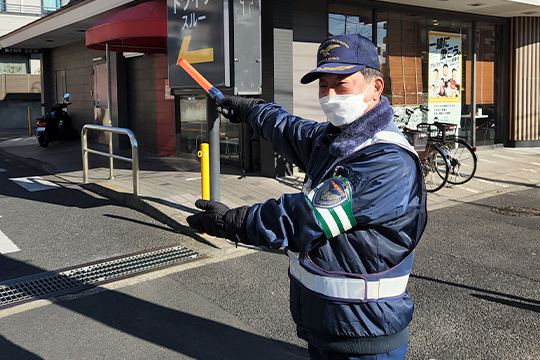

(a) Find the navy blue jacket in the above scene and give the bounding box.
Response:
[243,97,427,353]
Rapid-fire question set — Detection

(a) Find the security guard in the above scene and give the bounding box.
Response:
[187,34,427,360]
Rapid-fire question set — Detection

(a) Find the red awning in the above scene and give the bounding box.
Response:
[86,0,167,54]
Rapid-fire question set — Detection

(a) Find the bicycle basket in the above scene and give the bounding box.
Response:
[417,122,456,142]
[402,129,428,152]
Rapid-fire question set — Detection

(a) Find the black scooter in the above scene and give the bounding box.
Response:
[36,93,78,148]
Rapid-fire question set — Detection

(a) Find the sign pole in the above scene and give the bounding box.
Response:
[206,95,221,202]
[177,58,223,201]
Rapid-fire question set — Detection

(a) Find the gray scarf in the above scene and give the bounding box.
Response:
[327,96,394,158]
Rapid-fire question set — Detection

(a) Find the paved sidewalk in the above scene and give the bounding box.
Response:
[0,134,306,244]
[1,133,540,234]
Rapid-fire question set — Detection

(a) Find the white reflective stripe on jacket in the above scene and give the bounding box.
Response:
[288,251,410,301]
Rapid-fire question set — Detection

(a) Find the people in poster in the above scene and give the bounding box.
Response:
[442,64,450,82]
[447,68,460,97]
[430,68,442,97]
[428,31,462,125]
[431,64,460,98]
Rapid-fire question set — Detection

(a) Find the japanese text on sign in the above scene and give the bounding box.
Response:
[167,0,230,88]
[1,48,40,54]
[174,0,210,28]
[428,31,462,126]
[433,36,460,61]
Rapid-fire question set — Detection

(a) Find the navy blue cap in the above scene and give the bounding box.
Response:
[300,34,381,84]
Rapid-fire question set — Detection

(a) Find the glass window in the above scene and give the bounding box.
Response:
[220,118,241,162]
[467,22,499,144]
[378,12,424,106]
[179,95,240,161]
[0,0,5,11]
[43,0,60,13]
[465,23,498,106]
[327,5,501,144]
[0,55,28,74]
[179,95,207,155]
[329,5,373,39]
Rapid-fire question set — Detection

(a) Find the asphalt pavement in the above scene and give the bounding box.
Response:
[0,130,539,359]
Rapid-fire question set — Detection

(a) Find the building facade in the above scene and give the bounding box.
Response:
[1,0,539,176]
[0,0,68,129]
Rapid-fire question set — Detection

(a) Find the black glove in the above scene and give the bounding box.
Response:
[186,200,251,244]
[216,96,265,123]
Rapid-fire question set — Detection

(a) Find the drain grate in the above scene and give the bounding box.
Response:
[0,245,201,308]
[492,206,540,217]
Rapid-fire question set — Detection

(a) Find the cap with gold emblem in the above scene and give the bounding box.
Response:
[300,34,381,84]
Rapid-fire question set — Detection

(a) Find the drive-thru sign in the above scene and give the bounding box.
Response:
[167,0,231,89]
[166,0,262,201]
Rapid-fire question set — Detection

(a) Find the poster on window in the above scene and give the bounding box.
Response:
[428,31,462,126]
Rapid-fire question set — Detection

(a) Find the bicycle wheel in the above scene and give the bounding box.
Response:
[422,145,449,192]
[442,139,478,184]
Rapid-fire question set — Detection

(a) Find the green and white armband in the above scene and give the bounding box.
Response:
[306,176,357,239]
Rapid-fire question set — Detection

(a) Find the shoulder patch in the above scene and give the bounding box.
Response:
[307,177,357,239]
[312,178,349,208]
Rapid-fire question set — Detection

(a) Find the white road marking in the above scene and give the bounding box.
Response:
[185,177,202,181]
[474,178,509,188]
[479,158,496,164]
[532,162,540,166]
[9,176,61,192]
[523,168,537,173]
[492,154,515,160]
[0,230,19,254]
[460,187,480,193]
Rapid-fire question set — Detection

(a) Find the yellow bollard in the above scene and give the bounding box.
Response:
[198,143,210,200]
[28,107,32,136]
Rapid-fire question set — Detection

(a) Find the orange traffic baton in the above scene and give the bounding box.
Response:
[177,58,224,101]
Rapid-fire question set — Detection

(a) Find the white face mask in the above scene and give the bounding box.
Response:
[319,79,374,127]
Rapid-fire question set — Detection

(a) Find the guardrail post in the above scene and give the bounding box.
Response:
[130,132,139,196]
[82,127,89,184]
[81,124,139,195]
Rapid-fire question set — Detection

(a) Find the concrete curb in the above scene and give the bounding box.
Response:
[0,146,59,174]
[0,145,225,250]
[80,181,223,249]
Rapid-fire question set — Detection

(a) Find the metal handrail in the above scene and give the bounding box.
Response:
[82,125,139,195]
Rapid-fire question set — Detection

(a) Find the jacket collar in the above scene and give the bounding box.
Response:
[325,96,394,158]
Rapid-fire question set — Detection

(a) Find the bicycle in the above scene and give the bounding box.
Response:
[402,128,450,192]
[396,106,450,192]
[417,122,478,185]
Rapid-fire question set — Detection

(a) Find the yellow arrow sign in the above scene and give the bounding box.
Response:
[176,35,214,65]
